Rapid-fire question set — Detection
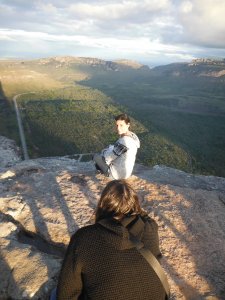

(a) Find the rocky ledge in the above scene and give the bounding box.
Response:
[0,136,225,299]
[0,136,21,168]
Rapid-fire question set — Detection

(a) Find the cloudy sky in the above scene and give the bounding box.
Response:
[0,0,225,66]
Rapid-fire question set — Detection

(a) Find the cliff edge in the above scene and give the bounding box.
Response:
[0,136,225,299]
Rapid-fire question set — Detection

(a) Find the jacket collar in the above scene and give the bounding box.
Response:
[97,215,145,250]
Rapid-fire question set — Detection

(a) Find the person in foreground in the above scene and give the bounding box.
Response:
[93,113,140,179]
[56,180,167,300]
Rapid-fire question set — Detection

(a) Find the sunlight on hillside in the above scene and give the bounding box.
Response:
[0,67,64,98]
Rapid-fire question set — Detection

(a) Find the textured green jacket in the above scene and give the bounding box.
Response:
[57,215,166,300]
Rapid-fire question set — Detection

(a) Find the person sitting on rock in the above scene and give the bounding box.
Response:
[93,113,140,179]
[55,179,167,300]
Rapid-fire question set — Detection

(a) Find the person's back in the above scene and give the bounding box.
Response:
[56,180,167,300]
[57,216,165,300]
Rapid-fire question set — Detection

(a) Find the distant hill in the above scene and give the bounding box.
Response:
[153,58,225,78]
[0,56,225,177]
[38,56,149,70]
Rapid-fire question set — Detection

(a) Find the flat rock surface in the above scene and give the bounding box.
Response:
[0,156,225,299]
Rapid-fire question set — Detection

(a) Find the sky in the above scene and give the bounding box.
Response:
[0,0,225,66]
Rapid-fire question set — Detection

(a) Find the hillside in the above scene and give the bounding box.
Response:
[80,58,225,176]
[0,56,225,176]
[153,58,225,78]
[0,136,225,299]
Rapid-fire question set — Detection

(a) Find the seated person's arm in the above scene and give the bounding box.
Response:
[103,141,128,164]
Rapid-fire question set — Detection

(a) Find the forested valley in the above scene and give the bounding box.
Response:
[0,57,225,176]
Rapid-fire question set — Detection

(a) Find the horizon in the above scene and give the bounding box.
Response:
[1,1,225,66]
[0,54,224,69]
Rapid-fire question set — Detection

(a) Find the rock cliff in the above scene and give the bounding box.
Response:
[0,136,225,299]
[0,136,21,168]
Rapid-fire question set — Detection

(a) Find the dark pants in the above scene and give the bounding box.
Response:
[93,154,110,176]
[50,287,57,300]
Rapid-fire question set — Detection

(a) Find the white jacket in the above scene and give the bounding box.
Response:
[102,131,140,179]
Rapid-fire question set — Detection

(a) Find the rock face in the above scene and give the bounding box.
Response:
[0,136,21,168]
[0,138,225,299]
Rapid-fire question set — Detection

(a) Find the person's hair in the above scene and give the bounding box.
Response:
[115,113,130,125]
[95,180,142,222]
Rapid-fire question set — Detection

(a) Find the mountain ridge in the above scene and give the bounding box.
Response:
[22,55,150,72]
[153,59,225,78]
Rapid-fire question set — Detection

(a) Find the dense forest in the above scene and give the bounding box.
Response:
[80,61,225,176]
[17,86,190,171]
[0,57,224,176]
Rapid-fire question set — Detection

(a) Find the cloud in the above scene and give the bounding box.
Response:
[0,27,196,64]
[0,0,224,64]
[176,0,225,48]
[68,0,170,20]
[63,0,173,39]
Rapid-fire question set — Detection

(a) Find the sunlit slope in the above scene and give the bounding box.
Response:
[0,56,147,97]
[0,60,65,98]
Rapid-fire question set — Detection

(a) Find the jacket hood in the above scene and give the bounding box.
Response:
[129,131,140,148]
[98,216,145,250]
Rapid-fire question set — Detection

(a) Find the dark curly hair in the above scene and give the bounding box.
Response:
[114,113,130,124]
